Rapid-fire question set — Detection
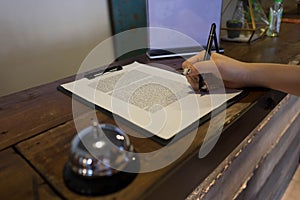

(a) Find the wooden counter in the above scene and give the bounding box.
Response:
[0,22,300,200]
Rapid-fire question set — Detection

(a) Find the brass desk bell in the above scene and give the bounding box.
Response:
[63,122,139,196]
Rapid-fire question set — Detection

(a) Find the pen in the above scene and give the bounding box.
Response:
[85,65,123,79]
[199,23,217,91]
[203,23,216,60]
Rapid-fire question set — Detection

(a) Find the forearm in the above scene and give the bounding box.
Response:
[247,63,300,96]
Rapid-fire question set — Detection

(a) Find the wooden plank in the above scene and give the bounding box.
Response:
[0,76,90,150]
[255,136,300,200]
[15,112,169,200]
[15,89,263,200]
[222,23,300,64]
[236,111,300,199]
[185,95,300,200]
[0,148,60,200]
[142,90,284,200]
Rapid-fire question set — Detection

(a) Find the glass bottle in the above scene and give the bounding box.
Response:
[266,0,283,37]
[232,0,245,27]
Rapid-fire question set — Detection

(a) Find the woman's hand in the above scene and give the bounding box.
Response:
[182,51,251,91]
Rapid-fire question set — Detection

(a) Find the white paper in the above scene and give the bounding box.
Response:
[61,62,242,140]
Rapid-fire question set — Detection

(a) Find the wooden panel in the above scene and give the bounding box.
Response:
[236,111,300,199]
[255,137,300,200]
[142,90,285,200]
[15,114,169,200]
[16,89,264,200]
[185,95,300,200]
[0,76,90,150]
[221,23,300,64]
[0,148,59,200]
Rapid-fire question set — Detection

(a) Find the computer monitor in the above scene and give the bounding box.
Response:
[146,0,223,59]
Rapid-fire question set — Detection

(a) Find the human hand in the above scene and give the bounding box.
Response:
[182,51,251,90]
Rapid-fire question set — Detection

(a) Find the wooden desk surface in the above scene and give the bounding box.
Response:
[1,23,300,200]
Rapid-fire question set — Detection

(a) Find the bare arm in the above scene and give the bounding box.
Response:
[182,52,300,96]
[248,62,300,96]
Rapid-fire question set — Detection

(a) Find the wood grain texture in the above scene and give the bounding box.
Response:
[0,76,90,151]
[0,148,60,200]
[15,112,169,200]
[186,95,300,200]
[221,23,300,64]
[15,90,263,200]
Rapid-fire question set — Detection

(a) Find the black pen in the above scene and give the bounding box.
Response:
[204,23,216,60]
[199,23,217,91]
[85,65,123,79]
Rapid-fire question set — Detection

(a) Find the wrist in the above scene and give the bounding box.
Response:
[243,63,263,87]
[246,63,272,89]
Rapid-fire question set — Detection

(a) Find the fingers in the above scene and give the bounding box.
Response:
[183,60,217,77]
[182,51,204,68]
[182,59,201,77]
[182,51,221,92]
[182,52,220,76]
[182,61,196,75]
[182,68,191,76]
[184,50,206,64]
[186,74,200,91]
[192,60,219,75]
[182,50,213,75]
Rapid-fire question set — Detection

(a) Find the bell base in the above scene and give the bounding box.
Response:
[63,161,138,196]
